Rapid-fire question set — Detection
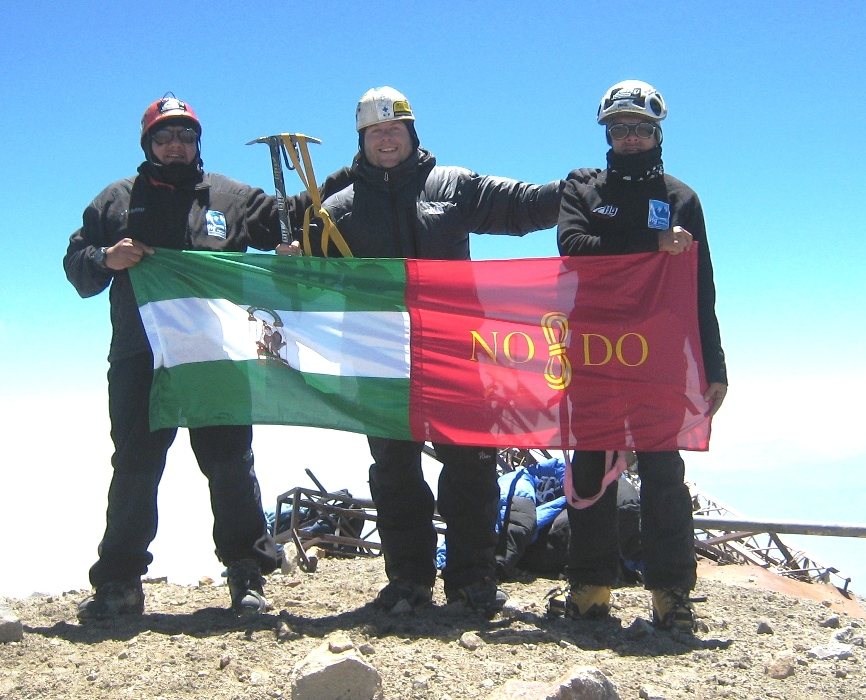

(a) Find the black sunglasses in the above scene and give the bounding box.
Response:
[607,122,657,140]
[151,127,199,145]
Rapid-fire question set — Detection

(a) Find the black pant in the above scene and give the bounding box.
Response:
[367,437,499,592]
[89,353,277,587]
[566,450,696,591]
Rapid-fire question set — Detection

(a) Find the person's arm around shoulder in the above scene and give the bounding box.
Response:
[457,167,566,234]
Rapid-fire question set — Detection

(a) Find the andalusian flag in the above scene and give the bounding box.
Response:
[129,249,711,451]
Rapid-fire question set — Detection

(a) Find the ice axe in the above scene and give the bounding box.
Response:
[245,133,322,246]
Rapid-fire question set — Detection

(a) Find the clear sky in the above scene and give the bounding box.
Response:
[1,0,864,599]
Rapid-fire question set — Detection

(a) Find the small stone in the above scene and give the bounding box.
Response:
[276,620,296,642]
[358,643,375,655]
[390,599,413,615]
[219,656,231,669]
[117,651,128,660]
[198,576,214,586]
[765,652,796,679]
[820,615,841,629]
[756,620,774,635]
[328,634,354,654]
[807,643,854,661]
[639,685,667,699]
[836,669,848,679]
[626,617,657,639]
[0,602,24,644]
[459,632,484,650]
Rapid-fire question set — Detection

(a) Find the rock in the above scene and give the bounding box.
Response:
[281,542,299,574]
[291,632,382,700]
[625,618,656,639]
[806,643,855,661]
[277,620,299,642]
[639,686,667,700]
[459,632,484,650]
[328,634,354,654]
[765,652,796,679]
[0,601,23,643]
[819,615,841,629]
[485,665,620,700]
[756,619,774,635]
[390,599,413,615]
[832,626,864,646]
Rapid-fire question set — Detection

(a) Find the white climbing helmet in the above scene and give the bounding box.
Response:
[356,86,415,132]
[597,80,667,125]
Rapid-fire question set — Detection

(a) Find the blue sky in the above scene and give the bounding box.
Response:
[1,1,864,598]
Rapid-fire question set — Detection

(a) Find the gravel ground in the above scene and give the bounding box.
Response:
[1,555,863,699]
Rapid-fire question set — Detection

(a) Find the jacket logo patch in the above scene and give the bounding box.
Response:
[206,210,227,239]
[647,200,670,229]
[591,205,618,218]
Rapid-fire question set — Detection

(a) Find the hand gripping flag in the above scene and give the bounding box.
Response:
[129,249,712,450]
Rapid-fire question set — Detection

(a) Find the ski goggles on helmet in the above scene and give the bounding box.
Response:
[606,122,657,140]
[150,127,199,145]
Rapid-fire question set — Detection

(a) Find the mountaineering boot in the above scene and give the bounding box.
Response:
[226,559,269,615]
[446,577,508,616]
[373,579,433,610]
[77,580,145,622]
[546,584,611,620]
[651,587,697,632]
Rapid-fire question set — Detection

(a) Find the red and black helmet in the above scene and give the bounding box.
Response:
[140,95,201,146]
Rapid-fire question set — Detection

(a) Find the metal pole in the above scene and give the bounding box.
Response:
[694,516,866,538]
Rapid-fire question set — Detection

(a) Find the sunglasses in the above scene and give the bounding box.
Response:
[151,127,199,145]
[607,122,657,140]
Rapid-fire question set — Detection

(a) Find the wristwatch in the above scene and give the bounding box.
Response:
[91,246,109,269]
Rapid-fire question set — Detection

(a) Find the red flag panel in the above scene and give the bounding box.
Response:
[405,251,710,450]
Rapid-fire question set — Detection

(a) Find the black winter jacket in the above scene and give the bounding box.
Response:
[557,167,727,386]
[64,164,351,361]
[315,149,563,259]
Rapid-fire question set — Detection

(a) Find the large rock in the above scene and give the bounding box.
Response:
[0,601,23,643]
[486,665,620,700]
[291,632,382,700]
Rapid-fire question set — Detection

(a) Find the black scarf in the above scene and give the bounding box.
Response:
[606,145,664,182]
[139,159,204,188]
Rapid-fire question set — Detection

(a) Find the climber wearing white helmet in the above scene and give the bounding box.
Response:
[550,80,727,633]
[307,86,566,616]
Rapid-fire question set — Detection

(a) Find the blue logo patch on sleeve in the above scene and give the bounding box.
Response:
[647,200,671,230]
[206,210,227,239]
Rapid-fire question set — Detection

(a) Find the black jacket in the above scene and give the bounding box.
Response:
[557,167,727,386]
[64,165,350,361]
[315,148,563,259]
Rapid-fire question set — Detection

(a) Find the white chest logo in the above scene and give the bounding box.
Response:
[592,205,618,217]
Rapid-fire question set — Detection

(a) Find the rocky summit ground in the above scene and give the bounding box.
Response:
[1,555,863,700]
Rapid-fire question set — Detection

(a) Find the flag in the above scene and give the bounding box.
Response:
[129,248,711,451]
